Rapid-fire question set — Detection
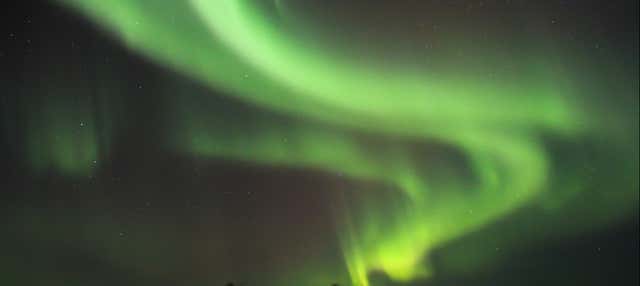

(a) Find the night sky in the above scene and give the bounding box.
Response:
[1,1,638,286]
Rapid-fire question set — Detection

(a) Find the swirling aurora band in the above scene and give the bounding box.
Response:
[18,0,637,285]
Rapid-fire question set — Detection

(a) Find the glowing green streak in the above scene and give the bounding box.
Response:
[171,96,547,284]
[27,97,98,176]
[3,51,121,176]
[191,0,581,134]
[9,87,110,177]
[55,0,638,285]
[57,0,585,139]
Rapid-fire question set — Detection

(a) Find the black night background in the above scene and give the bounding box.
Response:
[1,1,638,285]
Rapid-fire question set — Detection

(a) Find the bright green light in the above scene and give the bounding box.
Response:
[51,1,639,285]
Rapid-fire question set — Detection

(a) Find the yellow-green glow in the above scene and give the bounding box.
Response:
[47,1,639,285]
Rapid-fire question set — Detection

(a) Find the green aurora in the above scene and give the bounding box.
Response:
[7,1,638,285]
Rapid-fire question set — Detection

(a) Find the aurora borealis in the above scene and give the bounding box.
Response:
[1,1,638,286]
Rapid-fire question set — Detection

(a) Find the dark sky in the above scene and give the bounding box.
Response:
[0,1,638,286]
